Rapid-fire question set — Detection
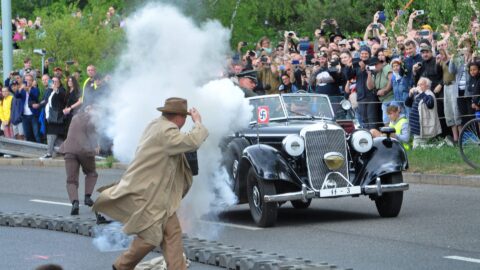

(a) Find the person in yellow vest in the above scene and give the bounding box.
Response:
[0,87,14,138]
[81,65,100,106]
[370,103,410,150]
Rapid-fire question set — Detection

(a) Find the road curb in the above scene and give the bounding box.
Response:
[404,172,480,187]
[0,212,349,270]
[2,157,478,187]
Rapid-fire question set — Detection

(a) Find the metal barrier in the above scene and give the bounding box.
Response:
[0,137,48,158]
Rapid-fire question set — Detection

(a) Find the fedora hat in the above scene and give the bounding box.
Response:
[157,97,191,115]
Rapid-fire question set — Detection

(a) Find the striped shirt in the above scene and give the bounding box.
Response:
[405,92,434,135]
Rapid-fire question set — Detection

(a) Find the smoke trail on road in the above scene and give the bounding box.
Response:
[100,3,252,240]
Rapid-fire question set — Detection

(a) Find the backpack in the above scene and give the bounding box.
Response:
[10,96,24,125]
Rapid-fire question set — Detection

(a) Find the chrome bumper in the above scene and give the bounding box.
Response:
[363,179,409,196]
[263,181,409,203]
[264,184,315,203]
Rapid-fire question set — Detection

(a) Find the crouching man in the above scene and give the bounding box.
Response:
[93,97,209,270]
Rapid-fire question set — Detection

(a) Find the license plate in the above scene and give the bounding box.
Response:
[320,186,361,197]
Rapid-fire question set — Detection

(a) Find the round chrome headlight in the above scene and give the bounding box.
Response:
[340,99,352,110]
[350,130,373,153]
[282,135,305,157]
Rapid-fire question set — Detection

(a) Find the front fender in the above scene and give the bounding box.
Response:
[354,138,408,186]
[238,144,299,183]
[236,144,301,204]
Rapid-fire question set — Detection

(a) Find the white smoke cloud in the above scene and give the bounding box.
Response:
[103,3,252,239]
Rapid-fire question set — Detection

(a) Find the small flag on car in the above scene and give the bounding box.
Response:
[257,106,270,124]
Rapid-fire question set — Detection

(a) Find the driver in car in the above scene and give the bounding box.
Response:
[290,96,313,116]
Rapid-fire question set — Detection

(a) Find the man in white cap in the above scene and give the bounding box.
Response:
[94,97,209,270]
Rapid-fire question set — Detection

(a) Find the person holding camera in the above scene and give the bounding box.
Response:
[311,52,343,96]
[405,77,441,148]
[15,74,41,143]
[257,56,281,94]
[367,57,393,126]
[437,41,462,144]
[94,98,208,270]
[413,44,446,136]
[346,47,380,129]
[403,40,422,89]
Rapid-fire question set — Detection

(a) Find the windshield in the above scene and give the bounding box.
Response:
[282,94,333,119]
[248,95,286,122]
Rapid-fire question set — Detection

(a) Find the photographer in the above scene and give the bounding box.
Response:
[312,52,344,96]
[283,31,299,54]
[346,47,380,129]
[363,12,386,44]
[367,57,393,126]
[437,41,461,144]
[257,55,281,94]
[413,44,445,136]
[449,41,475,126]
[15,74,41,143]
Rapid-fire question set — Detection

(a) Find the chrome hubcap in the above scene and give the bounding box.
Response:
[253,186,261,209]
[232,160,239,178]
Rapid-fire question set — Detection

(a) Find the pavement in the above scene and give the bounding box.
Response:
[0,157,478,270]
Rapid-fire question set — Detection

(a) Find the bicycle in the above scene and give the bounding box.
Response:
[459,117,480,169]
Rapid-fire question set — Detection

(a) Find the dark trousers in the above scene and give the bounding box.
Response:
[64,153,98,202]
[458,95,474,126]
[22,114,41,143]
[358,96,381,129]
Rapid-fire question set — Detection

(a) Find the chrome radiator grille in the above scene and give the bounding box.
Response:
[303,129,349,190]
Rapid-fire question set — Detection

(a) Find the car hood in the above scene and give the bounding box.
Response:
[243,120,333,136]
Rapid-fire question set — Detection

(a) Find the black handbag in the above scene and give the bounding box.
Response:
[185,151,199,176]
[47,107,65,124]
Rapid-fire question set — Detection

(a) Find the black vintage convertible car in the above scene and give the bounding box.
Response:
[222,93,409,227]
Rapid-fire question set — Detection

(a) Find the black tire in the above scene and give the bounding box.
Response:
[290,199,312,209]
[459,118,480,169]
[223,138,250,186]
[246,167,278,227]
[375,173,404,218]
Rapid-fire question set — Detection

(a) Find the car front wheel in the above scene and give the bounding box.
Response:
[247,167,278,227]
[375,172,404,217]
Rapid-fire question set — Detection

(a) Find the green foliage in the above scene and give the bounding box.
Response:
[16,1,124,78]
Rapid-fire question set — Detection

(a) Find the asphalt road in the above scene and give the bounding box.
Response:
[1,165,479,270]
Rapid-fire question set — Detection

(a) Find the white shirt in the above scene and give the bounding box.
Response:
[23,91,33,116]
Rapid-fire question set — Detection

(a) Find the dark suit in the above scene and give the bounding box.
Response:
[59,109,98,202]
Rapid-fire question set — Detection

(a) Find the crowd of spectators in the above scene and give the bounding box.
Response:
[0,7,118,159]
[228,11,480,149]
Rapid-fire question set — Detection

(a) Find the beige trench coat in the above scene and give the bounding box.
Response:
[93,116,208,239]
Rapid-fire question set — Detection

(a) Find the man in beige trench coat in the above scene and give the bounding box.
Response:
[93,97,209,270]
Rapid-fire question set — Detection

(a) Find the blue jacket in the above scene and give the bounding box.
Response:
[15,87,40,117]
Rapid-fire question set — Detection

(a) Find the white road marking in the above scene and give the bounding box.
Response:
[444,256,480,264]
[198,220,262,231]
[30,199,75,207]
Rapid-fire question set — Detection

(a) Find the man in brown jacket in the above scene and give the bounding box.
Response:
[59,105,99,215]
[93,97,209,270]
